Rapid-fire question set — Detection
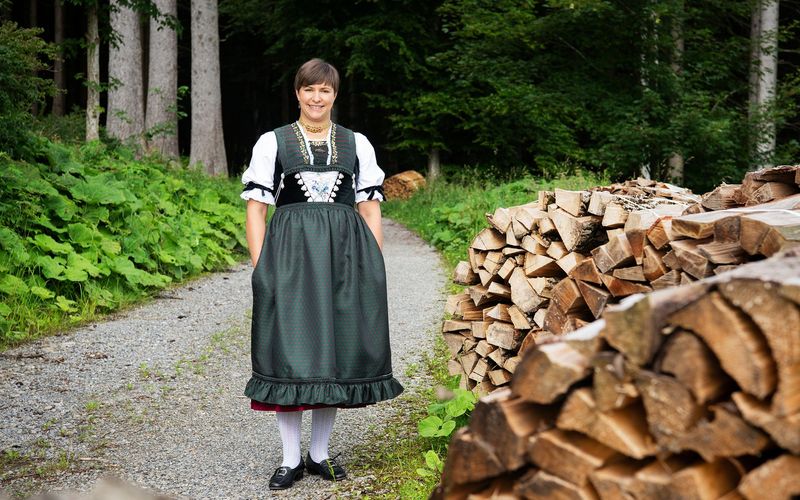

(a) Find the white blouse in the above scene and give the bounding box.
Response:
[240,128,385,205]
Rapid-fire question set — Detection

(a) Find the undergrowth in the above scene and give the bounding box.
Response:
[0,138,247,347]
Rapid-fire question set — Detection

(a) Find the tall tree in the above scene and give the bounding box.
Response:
[750,0,780,169]
[146,0,179,158]
[52,0,65,116]
[107,0,145,148]
[668,0,685,183]
[190,0,227,175]
[85,2,100,141]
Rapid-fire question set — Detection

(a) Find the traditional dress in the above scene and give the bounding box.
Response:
[240,122,404,411]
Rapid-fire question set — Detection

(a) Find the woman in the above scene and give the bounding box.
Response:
[240,58,403,490]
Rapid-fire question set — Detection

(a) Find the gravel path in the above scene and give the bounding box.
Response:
[0,219,447,499]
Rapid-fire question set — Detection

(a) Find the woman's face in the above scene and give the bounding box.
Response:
[296,82,336,124]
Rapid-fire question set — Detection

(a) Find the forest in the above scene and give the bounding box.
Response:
[2,0,800,191]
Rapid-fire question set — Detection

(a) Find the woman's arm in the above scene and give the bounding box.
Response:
[357,200,383,251]
[246,199,270,266]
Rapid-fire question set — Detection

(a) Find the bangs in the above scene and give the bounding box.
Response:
[294,59,340,94]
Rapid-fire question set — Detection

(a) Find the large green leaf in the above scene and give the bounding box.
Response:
[55,295,77,312]
[67,223,97,247]
[35,254,66,279]
[45,194,77,221]
[0,227,30,265]
[0,273,29,295]
[68,175,127,205]
[30,285,55,299]
[31,234,73,255]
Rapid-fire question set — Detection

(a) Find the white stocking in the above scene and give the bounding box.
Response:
[276,411,303,468]
[309,407,337,463]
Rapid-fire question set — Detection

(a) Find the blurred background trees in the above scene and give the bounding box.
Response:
[3,0,800,191]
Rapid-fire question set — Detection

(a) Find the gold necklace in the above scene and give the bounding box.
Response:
[299,120,330,134]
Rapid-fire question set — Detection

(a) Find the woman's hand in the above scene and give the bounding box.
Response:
[357,200,383,251]
[245,199,270,266]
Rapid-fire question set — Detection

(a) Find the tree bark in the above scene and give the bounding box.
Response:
[146,0,179,158]
[53,0,66,116]
[107,0,145,148]
[668,0,684,183]
[30,0,39,116]
[428,147,441,182]
[190,0,228,175]
[751,0,780,169]
[86,3,101,141]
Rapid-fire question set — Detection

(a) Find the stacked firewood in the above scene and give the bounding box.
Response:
[444,172,800,394]
[699,164,800,210]
[435,252,800,499]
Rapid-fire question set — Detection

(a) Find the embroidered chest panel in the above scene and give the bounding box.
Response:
[273,123,358,206]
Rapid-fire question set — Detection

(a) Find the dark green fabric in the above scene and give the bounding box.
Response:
[245,125,403,407]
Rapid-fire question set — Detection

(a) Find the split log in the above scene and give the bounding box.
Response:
[701,183,741,211]
[593,352,638,412]
[509,267,548,314]
[669,291,776,399]
[600,275,652,298]
[454,261,479,285]
[589,459,642,500]
[738,455,800,500]
[550,207,604,252]
[601,203,628,228]
[472,227,507,251]
[660,330,731,405]
[635,370,704,441]
[662,405,770,461]
[486,322,526,351]
[732,392,800,454]
[511,341,593,404]
[576,280,611,319]
[556,188,590,217]
[528,429,618,487]
[570,258,604,285]
[719,279,800,416]
[556,388,657,459]
[515,469,602,499]
[471,388,557,471]
[442,428,506,486]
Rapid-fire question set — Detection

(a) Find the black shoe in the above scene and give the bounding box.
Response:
[305,452,347,481]
[268,462,304,490]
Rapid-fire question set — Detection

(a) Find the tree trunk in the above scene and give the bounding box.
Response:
[668,0,684,183]
[146,0,179,158]
[750,0,780,170]
[190,0,228,175]
[428,147,441,183]
[85,3,101,141]
[30,0,39,115]
[107,0,145,148]
[52,0,66,116]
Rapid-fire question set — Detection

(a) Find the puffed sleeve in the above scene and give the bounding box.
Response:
[240,132,278,204]
[354,132,386,203]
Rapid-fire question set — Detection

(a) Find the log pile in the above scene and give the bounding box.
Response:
[444,171,800,395]
[434,252,800,499]
[699,164,800,210]
[383,169,426,200]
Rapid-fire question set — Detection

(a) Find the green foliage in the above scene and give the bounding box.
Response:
[0,21,56,159]
[0,139,246,346]
[383,170,608,267]
[415,386,477,480]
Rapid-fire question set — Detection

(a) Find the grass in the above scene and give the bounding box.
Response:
[341,334,454,499]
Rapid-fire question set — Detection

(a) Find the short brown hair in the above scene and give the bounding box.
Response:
[294,58,340,94]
